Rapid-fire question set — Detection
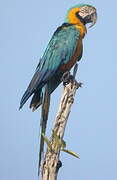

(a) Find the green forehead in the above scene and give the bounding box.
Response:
[71,4,90,8]
[67,4,92,12]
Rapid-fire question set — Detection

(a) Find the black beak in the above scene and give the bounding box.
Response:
[89,12,97,28]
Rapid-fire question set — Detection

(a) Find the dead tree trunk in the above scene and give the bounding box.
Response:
[41,65,81,180]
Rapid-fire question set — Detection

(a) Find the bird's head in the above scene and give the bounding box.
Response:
[66,4,97,28]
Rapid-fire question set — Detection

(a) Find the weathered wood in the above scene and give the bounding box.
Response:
[41,75,81,180]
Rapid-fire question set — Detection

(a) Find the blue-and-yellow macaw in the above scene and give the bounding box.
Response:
[19,4,97,173]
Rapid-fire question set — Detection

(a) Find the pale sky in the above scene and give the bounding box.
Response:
[1,0,117,180]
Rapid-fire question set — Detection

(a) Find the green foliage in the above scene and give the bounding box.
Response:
[42,131,80,159]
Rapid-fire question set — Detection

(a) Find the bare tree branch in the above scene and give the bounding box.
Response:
[41,65,81,180]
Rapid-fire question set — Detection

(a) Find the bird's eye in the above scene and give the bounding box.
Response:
[86,15,91,20]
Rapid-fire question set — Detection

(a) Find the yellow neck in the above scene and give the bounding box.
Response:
[67,7,87,38]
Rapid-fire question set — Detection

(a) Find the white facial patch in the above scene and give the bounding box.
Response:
[79,6,96,18]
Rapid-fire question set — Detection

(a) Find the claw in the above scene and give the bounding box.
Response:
[61,71,70,85]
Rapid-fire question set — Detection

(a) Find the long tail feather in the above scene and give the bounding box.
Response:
[30,90,42,111]
[38,85,50,176]
[19,90,32,110]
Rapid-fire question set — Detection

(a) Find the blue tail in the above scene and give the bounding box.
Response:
[30,90,43,111]
[19,90,32,110]
[38,85,50,176]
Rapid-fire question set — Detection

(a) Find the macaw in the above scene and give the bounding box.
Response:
[19,4,97,174]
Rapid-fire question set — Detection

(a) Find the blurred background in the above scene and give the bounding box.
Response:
[1,0,117,180]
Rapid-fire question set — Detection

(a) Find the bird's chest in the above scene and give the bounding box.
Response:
[60,38,83,72]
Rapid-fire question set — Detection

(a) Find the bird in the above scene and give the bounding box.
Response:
[19,4,97,174]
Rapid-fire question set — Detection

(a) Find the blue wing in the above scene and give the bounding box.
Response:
[19,24,80,109]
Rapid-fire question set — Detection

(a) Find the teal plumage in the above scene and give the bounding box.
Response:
[19,4,97,175]
[20,24,81,175]
[19,24,80,110]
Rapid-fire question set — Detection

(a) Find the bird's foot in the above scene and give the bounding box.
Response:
[61,64,82,88]
[61,71,73,86]
[76,82,83,89]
